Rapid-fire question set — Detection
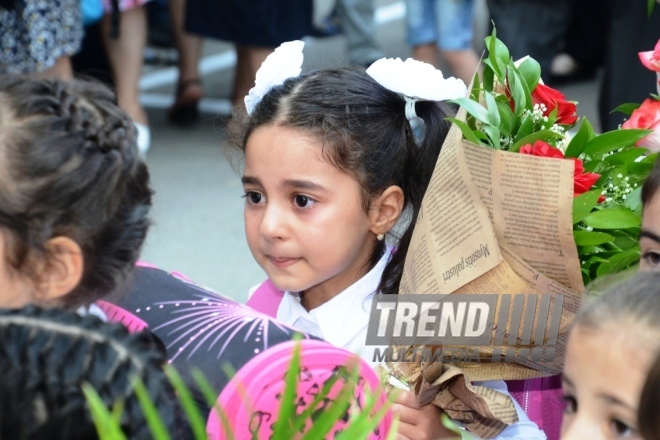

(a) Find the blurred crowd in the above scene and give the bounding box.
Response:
[1,0,659,156]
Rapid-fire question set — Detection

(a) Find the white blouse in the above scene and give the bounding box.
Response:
[271,252,547,440]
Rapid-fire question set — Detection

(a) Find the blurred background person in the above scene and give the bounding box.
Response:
[406,0,480,84]
[0,0,83,79]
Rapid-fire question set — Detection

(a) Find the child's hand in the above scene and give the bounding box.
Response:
[392,390,459,440]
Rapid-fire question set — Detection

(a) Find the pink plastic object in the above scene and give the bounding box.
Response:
[246,279,284,317]
[207,339,392,440]
[506,376,563,440]
[96,300,149,333]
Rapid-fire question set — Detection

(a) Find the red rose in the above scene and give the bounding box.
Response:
[519,140,565,158]
[520,140,601,197]
[531,83,578,125]
[621,98,660,153]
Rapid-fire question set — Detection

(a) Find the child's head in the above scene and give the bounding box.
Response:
[238,66,453,299]
[641,160,660,271]
[0,306,188,439]
[0,75,152,308]
[561,272,660,440]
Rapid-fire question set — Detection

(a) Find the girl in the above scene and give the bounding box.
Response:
[0,74,152,309]
[561,271,660,439]
[640,160,660,271]
[240,45,545,438]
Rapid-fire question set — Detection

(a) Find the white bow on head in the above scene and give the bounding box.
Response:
[244,40,305,116]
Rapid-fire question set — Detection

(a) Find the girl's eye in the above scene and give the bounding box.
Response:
[562,395,577,415]
[245,191,266,205]
[293,195,316,209]
[642,250,660,267]
[609,418,637,437]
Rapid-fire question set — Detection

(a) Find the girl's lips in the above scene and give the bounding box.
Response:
[268,256,301,269]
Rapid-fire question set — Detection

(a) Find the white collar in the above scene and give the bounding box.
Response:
[278,250,390,348]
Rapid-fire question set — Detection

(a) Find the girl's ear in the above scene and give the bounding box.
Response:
[369,185,405,236]
[36,236,84,304]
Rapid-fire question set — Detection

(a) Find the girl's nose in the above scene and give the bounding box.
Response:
[561,415,602,440]
[259,203,287,240]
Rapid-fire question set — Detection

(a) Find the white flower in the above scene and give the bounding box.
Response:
[244,40,305,115]
[366,57,467,101]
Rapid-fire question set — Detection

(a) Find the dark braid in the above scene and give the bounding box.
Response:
[0,306,191,440]
[0,75,152,307]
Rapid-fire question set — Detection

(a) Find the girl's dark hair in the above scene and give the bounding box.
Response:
[236,66,453,295]
[639,350,660,440]
[642,159,660,207]
[0,306,191,440]
[0,75,152,307]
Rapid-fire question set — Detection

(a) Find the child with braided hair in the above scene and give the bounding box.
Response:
[0,73,152,310]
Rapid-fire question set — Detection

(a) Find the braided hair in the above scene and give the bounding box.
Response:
[0,306,191,439]
[0,75,152,307]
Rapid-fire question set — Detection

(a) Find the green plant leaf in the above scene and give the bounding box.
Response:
[611,103,642,116]
[83,384,128,440]
[649,0,656,17]
[450,97,491,125]
[628,161,654,177]
[516,57,541,92]
[485,35,510,74]
[510,130,563,152]
[507,67,527,117]
[573,189,602,224]
[483,124,501,149]
[164,366,207,440]
[485,91,501,127]
[624,186,643,213]
[596,248,641,277]
[192,370,234,440]
[565,118,595,158]
[574,231,615,246]
[583,129,653,156]
[582,207,641,229]
[273,342,302,438]
[483,62,494,93]
[604,148,647,165]
[132,378,172,440]
[496,99,515,136]
[446,117,483,145]
[515,113,534,140]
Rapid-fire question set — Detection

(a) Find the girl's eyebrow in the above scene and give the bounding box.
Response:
[282,179,326,191]
[597,393,638,412]
[640,230,660,243]
[241,176,261,186]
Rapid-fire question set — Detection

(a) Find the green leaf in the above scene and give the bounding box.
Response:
[649,0,656,17]
[628,161,654,176]
[565,118,595,158]
[450,97,491,125]
[274,341,302,438]
[596,248,641,277]
[507,67,527,117]
[483,124,501,149]
[483,62,494,92]
[583,129,653,156]
[485,92,501,127]
[611,103,641,116]
[495,99,515,136]
[510,129,564,152]
[83,384,128,440]
[485,36,510,69]
[164,366,207,440]
[517,57,541,92]
[133,377,171,440]
[446,117,482,145]
[573,189,602,224]
[515,113,534,140]
[582,207,641,229]
[604,148,647,165]
[624,186,643,213]
[574,231,615,246]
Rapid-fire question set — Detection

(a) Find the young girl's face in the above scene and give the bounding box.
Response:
[561,324,650,440]
[640,192,660,271]
[242,124,377,302]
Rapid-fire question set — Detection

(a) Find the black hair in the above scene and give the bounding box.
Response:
[639,350,660,440]
[234,66,453,295]
[642,159,660,207]
[0,75,153,307]
[0,306,191,439]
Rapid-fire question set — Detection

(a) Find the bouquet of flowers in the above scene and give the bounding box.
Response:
[450,32,658,285]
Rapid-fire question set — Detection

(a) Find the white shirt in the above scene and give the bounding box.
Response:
[271,252,547,440]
